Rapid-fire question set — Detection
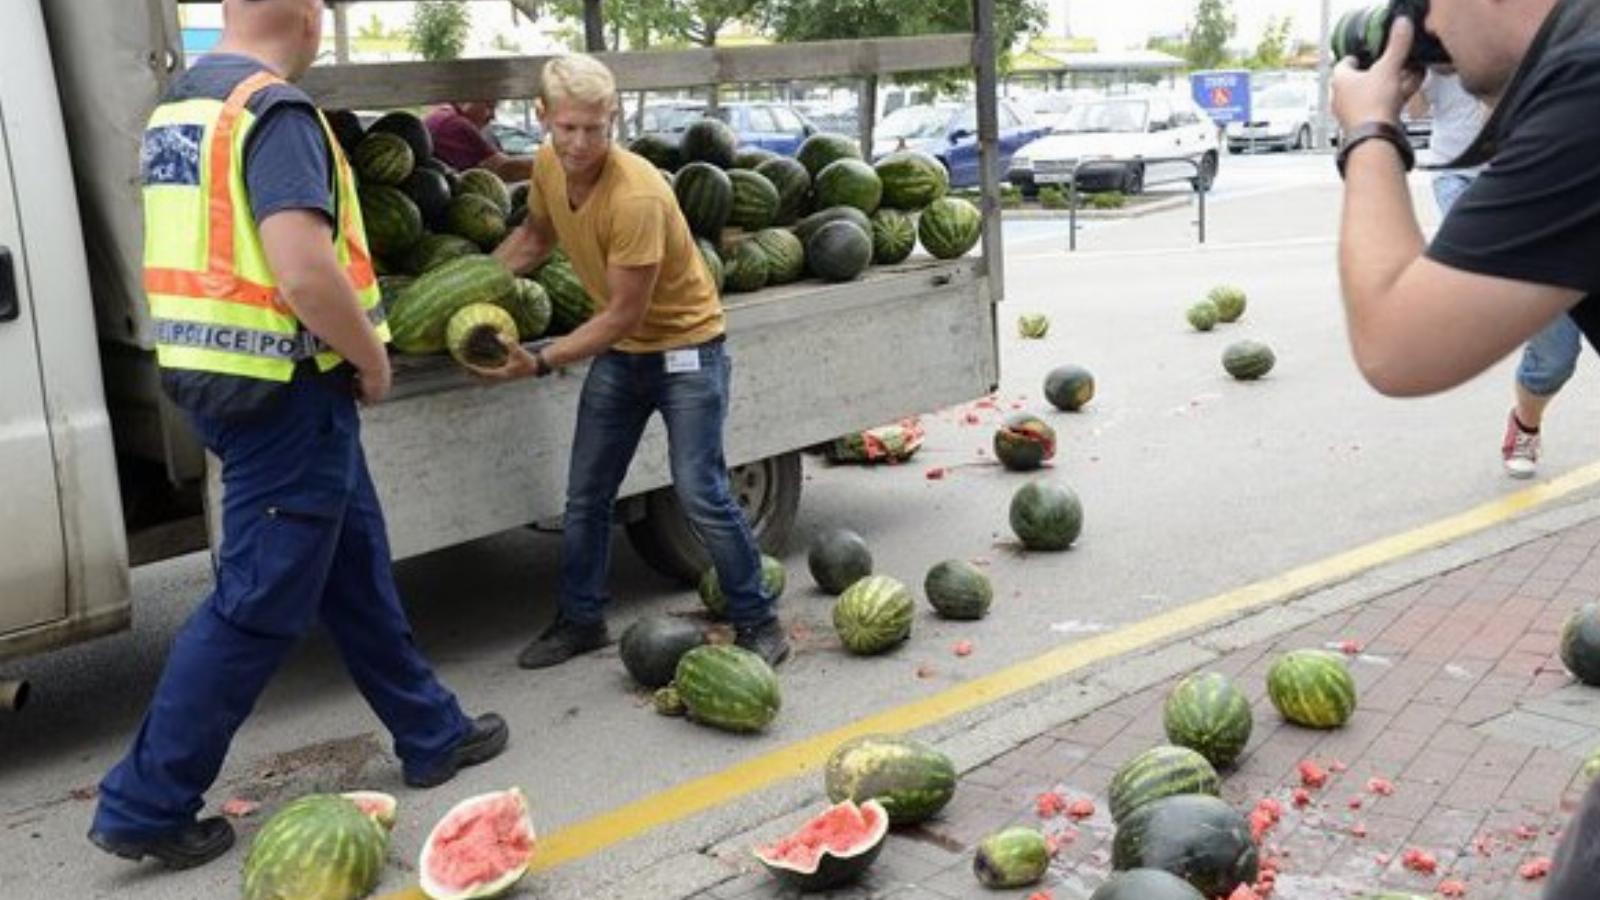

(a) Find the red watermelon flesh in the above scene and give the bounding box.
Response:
[420,788,536,899]
[755,799,888,891]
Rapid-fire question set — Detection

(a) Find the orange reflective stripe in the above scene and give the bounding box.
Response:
[144,267,289,313]
[206,71,284,278]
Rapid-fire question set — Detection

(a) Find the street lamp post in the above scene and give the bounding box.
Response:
[1315,0,1332,149]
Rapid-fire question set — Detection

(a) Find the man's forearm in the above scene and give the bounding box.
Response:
[1338,140,1426,346]
[544,309,640,368]
[492,221,554,275]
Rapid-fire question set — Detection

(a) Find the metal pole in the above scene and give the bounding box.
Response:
[973,0,1005,302]
[584,0,606,53]
[333,1,350,64]
[858,75,878,159]
[1315,0,1333,148]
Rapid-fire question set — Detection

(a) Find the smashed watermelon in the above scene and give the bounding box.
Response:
[754,799,888,892]
[419,788,536,899]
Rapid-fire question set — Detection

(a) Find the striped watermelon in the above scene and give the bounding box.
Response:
[1267,649,1357,728]
[923,559,992,620]
[1561,603,1600,685]
[797,133,862,178]
[628,134,682,171]
[359,185,423,259]
[503,278,552,340]
[458,168,511,214]
[751,228,806,285]
[1163,672,1253,768]
[795,206,872,246]
[698,554,788,619]
[696,237,725,293]
[377,275,413,316]
[1009,481,1082,551]
[734,147,779,170]
[1090,870,1208,900]
[918,196,982,259]
[755,157,812,225]
[446,193,508,250]
[446,303,517,369]
[870,208,917,265]
[875,150,950,210]
[805,221,873,283]
[366,110,433,164]
[974,827,1050,888]
[389,255,516,355]
[681,117,739,168]
[833,575,913,655]
[728,169,781,230]
[536,252,596,334]
[1108,745,1222,824]
[353,131,413,186]
[403,233,478,276]
[824,734,956,825]
[723,239,770,294]
[814,159,883,215]
[242,794,388,900]
[1223,340,1276,381]
[675,644,781,733]
[674,162,734,238]
[1111,795,1258,898]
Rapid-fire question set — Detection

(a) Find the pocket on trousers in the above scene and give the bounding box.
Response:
[221,504,340,637]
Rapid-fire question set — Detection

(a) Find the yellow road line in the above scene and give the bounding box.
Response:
[533,460,1600,871]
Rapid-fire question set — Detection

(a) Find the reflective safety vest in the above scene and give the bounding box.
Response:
[142,70,386,383]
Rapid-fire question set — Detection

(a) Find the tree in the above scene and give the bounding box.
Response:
[1249,15,1293,70]
[1185,0,1236,71]
[764,0,1048,74]
[547,0,689,51]
[409,1,473,61]
[681,0,765,47]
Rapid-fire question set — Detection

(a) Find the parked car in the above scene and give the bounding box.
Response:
[794,101,859,139]
[869,99,1047,188]
[1020,91,1077,132]
[636,100,817,155]
[1226,81,1318,153]
[1008,92,1221,195]
[486,120,541,155]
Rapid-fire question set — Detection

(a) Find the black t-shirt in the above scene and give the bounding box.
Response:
[1426,39,1600,348]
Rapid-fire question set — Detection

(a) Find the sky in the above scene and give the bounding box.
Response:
[1047,0,1373,50]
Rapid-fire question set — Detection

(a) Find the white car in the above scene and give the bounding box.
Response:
[1008,93,1221,196]
[1226,81,1318,153]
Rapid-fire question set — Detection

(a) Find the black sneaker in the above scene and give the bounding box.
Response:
[404,712,510,789]
[734,618,792,667]
[516,617,610,670]
[89,817,235,870]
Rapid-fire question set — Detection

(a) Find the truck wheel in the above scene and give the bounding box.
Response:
[625,451,802,585]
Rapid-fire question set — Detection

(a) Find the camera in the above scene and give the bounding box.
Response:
[1331,0,1451,69]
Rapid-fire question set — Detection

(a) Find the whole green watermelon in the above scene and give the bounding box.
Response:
[728,169,781,230]
[504,277,552,340]
[875,150,949,210]
[1208,285,1248,322]
[795,205,873,245]
[675,162,734,238]
[805,221,873,282]
[814,158,883,215]
[629,134,682,171]
[1222,340,1276,380]
[751,228,806,285]
[825,734,956,825]
[400,166,453,231]
[242,794,388,900]
[681,118,739,169]
[359,185,424,260]
[537,251,596,334]
[1560,603,1600,685]
[733,147,779,170]
[1009,481,1083,551]
[1163,672,1253,768]
[808,528,873,594]
[698,554,788,619]
[1108,745,1222,824]
[458,168,511,214]
[403,233,478,276]
[797,133,863,178]
[388,255,516,355]
[1111,795,1257,898]
[918,196,982,259]
[923,559,992,620]
[446,193,508,250]
[675,644,781,733]
[353,131,414,186]
[1089,869,1206,900]
[696,237,725,293]
[870,208,917,265]
[1187,301,1219,332]
[833,575,914,655]
[755,157,812,224]
[722,239,770,294]
[366,110,433,164]
[619,616,706,689]
[1266,649,1357,728]
[973,827,1049,888]
[1044,365,1096,412]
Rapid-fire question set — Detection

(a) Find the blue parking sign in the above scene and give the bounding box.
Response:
[1190,70,1252,125]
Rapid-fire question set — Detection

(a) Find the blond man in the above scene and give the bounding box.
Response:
[481,55,788,668]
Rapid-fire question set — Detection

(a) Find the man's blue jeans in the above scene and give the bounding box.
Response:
[558,339,773,627]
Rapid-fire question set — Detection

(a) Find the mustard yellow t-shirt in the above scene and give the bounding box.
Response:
[530,143,724,352]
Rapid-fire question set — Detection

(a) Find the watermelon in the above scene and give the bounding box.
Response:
[1223,340,1276,380]
[339,791,398,831]
[804,221,873,282]
[833,575,913,655]
[824,734,956,825]
[1017,314,1050,339]
[619,616,706,689]
[874,150,949,210]
[1582,745,1600,782]
[918,196,982,259]
[869,208,917,265]
[504,277,552,340]
[324,109,366,158]
[795,206,872,245]
[446,193,509,250]
[353,131,414,186]
[1560,604,1600,685]
[993,412,1056,472]
[1111,795,1258,898]
[404,233,479,276]
[674,162,734,238]
[923,559,992,620]
[680,117,739,169]
[242,794,388,900]
[674,644,781,733]
[1089,869,1207,900]
[808,528,873,594]
[1187,301,1219,332]
[418,788,535,900]
[722,238,770,294]
[629,134,682,171]
[797,133,862,178]
[973,827,1049,888]
[728,169,781,230]
[753,800,888,893]
[509,181,530,210]
[1162,672,1253,769]
[536,252,596,334]
[401,166,454,231]
[377,275,413,316]
[751,228,806,285]
[1208,285,1248,322]
[698,554,787,620]
[1108,745,1222,824]
[1009,481,1083,551]
[814,159,883,215]
[459,168,512,214]
[1044,364,1095,412]
[417,155,461,196]
[359,185,423,259]
[696,237,725,293]
[445,303,517,369]
[1267,649,1357,728]
[755,157,812,224]
[654,685,687,716]
[389,255,517,355]
[367,110,433,165]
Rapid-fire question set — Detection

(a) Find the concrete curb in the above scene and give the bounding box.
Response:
[999,195,1192,221]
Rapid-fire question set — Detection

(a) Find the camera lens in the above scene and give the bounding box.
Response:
[1330,0,1449,68]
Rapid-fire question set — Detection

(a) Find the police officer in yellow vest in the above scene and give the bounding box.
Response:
[90,0,507,869]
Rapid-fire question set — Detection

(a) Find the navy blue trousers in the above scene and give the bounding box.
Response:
[93,372,470,838]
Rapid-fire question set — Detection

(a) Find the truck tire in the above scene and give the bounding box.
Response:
[625,451,802,585]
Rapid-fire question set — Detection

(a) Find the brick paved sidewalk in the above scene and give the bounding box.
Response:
[691,519,1600,900]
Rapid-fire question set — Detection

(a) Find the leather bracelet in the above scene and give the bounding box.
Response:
[532,347,551,378]
[1337,120,1415,179]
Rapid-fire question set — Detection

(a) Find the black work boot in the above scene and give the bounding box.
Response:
[516,617,610,670]
[734,618,792,667]
[89,817,235,870]
[404,712,510,789]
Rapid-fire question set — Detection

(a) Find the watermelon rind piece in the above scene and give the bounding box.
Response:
[993,412,1056,472]
[339,790,399,831]
[753,799,888,892]
[418,787,536,900]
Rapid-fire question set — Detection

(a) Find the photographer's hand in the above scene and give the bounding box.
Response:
[1333,16,1425,129]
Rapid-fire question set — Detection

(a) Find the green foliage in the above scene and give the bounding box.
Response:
[1186,0,1236,71]
[548,0,693,50]
[1089,191,1126,210]
[999,183,1023,209]
[409,1,472,61]
[1247,15,1293,69]
[1037,185,1067,209]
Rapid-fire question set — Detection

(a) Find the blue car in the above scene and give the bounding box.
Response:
[870,99,1048,188]
[636,101,818,156]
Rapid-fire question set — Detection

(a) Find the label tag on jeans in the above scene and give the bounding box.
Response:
[664,349,701,373]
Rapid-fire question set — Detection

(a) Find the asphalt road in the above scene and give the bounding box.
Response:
[4,152,1600,898]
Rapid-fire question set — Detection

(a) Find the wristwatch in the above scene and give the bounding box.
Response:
[1337,120,1415,179]
[532,347,551,378]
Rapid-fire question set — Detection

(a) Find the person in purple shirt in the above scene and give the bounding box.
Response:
[424,100,532,180]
